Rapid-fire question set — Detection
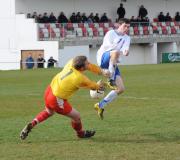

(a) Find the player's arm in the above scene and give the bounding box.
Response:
[103,30,114,47]
[87,63,111,78]
[87,63,101,74]
[121,36,131,56]
[79,75,104,90]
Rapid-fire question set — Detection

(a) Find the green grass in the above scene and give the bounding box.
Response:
[0,64,180,160]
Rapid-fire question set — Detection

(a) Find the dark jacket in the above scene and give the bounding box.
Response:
[49,15,57,23]
[117,7,126,19]
[37,58,45,68]
[47,58,57,68]
[139,7,148,18]
[58,15,68,23]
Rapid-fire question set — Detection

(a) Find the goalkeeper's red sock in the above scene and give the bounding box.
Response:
[31,110,52,127]
[71,120,84,137]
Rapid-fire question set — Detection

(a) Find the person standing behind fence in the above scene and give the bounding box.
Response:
[47,56,57,68]
[26,53,34,69]
[37,54,46,68]
[139,5,148,19]
[117,3,126,20]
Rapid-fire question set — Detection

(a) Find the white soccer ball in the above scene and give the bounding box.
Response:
[90,90,104,99]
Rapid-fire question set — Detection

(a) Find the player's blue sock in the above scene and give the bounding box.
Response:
[99,99,108,108]
[99,90,118,108]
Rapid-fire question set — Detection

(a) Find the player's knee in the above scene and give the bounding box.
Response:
[45,107,54,116]
[116,86,125,94]
[110,50,120,60]
[72,112,81,122]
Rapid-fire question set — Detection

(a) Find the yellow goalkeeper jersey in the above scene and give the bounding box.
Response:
[50,59,101,99]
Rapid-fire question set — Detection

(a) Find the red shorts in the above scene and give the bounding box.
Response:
[44,86,72,115]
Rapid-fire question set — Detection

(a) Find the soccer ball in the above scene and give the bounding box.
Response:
[90,90,104,99]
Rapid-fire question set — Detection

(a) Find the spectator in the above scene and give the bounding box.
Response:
[135,16,142,26]
[158,12,165,22]
[32,12,37,18]
[130,16,136,26]
[175,12,180,21]
[100,13,109,23]
[94,13,100,23]
[70,12,77,23]
[165,12,172,22]
[144,17,150,25]
[32,12,38,22]
[81,13,88,23]
[37,54,46,68]
[42,12,49,23]
[47,56,57,68]
[27,13,31,18]
[117,3,126,20]
[76,12,82,23]
[26,53,34,69]
[37,14,43,23]
[88,13,94,23]
[139,5,148,19]
[141,17,150,26]
[130,16,136,22]
[49,12,57,23]
[58,12,68,23]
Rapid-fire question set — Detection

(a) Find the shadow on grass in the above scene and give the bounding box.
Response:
[91,133,180,144]
[16,133,180,145]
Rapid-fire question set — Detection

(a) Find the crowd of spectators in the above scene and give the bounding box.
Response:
[117,3,180,25]
[27,11,111,23]
[157,11,180,22]
[27,3,180,25]
[25,53,57,69]
[130,16,149,26]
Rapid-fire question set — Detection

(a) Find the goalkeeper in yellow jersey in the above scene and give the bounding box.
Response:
[20,56,110,140]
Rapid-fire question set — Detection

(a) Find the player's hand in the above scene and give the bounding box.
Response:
[97,80,105,91]
[123,50,129,56]
[101,69,111,78]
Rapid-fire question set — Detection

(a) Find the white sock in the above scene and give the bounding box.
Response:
[108,61,115,80]
[99,90,118,108]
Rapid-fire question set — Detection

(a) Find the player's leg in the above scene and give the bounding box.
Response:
[65,104,96,138]
[109,50,120,81]
[31,107,54,127]
[99,50,120,89]
[95,68,125,119]
[20,86,55,140]
[20,107,54,140]
[99,75,125,108]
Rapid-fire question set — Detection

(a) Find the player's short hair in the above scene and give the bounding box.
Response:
[118,18,130,25]
[73,56,87,70]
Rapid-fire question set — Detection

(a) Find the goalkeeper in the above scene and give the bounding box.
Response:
[20,56,109,140]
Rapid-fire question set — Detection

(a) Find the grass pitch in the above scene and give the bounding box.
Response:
[0,64,180,160]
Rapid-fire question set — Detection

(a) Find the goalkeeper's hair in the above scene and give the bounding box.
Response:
[117,18,130,25]
[73,56,87,70]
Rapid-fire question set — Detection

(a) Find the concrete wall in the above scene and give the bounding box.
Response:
[157,42,177,63]
[177,42,180,52]
[15,0,180,22]
[0,0,59,70]
[59,45,89,67]
[0,0,16,70]
[144,43,157,64]
[16,14,59,65]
